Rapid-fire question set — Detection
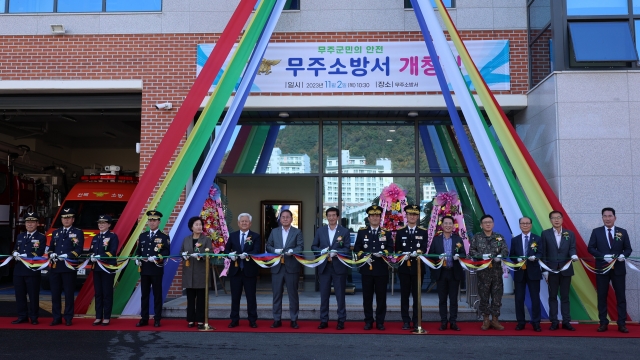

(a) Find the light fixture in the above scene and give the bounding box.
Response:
[279,112,289,118]
[60,115,77,122]
[389,129,396,132]
[103,132,117,139]
[408,111,419,117]
[50,24,66,35]
[386,139,393,142]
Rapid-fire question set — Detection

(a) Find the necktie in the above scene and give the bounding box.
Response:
[241,233,245,251]
[410,228,414,235]
[607,228,613,249]
[63,228,68,235]
[524,235,529,256]
[27,233,31,240]
[372,229,377,236]
[151,231,155,239]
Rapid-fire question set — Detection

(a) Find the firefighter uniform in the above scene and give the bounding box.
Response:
[353,205,394,330]
[89,215,119,324]
[12,212,46,324]
[395,205,428,329]
[48,208,84,326]
[135,210,171,326]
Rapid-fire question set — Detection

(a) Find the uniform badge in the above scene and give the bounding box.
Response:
[402,237,407,240]
[415,236,423,240]
[364,244,368,249]
[416,243,420,247]
[403,242,406,246]
[381,245,385,250]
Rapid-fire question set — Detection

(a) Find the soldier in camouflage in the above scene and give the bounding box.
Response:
[469,214,509,331]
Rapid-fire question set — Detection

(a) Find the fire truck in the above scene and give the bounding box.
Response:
[40,170,138,289]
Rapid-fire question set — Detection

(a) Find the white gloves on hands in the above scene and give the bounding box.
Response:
[518,257,526,263]
[182,251,188,260]
[493,255,502,263]
[148,256,156,262]
[12,251,19,257]
[50,253,58,260]
[239,253,247,260]
[571,255,578,262]
[482,254,491,260]
[287,249,294,256]
[528,256,536,262]
[275,249,282,254]
[618,254,626,262]
[604,255,614,263]
[190,253,199,258]
[58,254,68,259]
[329,251,337,258]
[229,252,237,261]
[366,257,373,265]
[402,252,410,256]
[90,255,97,263]
[453,254,460,261]
[412,251,419,258]
[373,251,383,258]
[320,248,328,255]
[135,258,141,266]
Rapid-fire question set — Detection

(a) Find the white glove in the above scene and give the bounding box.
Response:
[366,257,373,264]
[275,248,282,254]
[135,259,141,266]
[182,251,188,260]
[617,254,625,262]
[58,254,68,259]
[239,253,247,260]
[190,253,199,258]
[528,256,536,261]
[373,251,383,257]
[402,252,410,256]
[49,253,57,259]
[329,251,337,258]
[229,252,237,261]
[482,254,491,260]
[453,254,460,261]
[571,254,578,262]
[437,252,443,259]
[604,254,614,263]
[90,255,97,263]
[287,249,294,256]
[19,253,27,257]
[493,255,502,263]
[320,248,328,255]
[412,251,419,258]
[543,272,549,282]
[518,257,526,263]
[12,251,19,257]
[148,256,156,262]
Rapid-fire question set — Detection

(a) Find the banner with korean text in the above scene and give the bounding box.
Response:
[197,40,510,93]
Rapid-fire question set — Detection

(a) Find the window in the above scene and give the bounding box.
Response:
[567,0,628,16]
[255,0,299,11]
[5,0,161,13]
[404,0,454,8]
[635,0,640,14]
[568,22,638,62]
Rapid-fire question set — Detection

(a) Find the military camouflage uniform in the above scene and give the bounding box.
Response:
[469,232,509,317]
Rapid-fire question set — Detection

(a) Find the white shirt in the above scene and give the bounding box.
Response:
[370,227,379,233]
[408,226,416,234]
[553,228,562,248]
[604,226,615,248]
[328,225,337,245]
[281,227,290,245]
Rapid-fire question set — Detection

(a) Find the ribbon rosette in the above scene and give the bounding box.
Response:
[562,231,569,240]
[615,232,622,241]
[530,242,537,252]
[245,236,252,245]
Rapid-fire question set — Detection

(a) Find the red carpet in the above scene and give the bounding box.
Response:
[0,317,638,337]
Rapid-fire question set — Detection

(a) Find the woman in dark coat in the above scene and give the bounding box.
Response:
[180,216,213,329]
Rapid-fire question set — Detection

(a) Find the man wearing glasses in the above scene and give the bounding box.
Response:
[509,216,544,332]
[541,210,578,331]
[468,214,509,331]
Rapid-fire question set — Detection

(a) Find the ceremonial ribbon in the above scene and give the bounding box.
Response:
[458,258,492,272]
[95,259,130,274]
[336,253,371,268]
[538,260,573,274]
[15,256,50,271]
[418,256,444,270]
[292,254,327,268]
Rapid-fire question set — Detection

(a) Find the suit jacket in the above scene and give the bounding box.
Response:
[14,231,47,277]
[48,226,84,273]
[89,230,120,267]
[509,233,544,281]
[265,226,304,274]
[311,224,351,275]
[135,229,171,276]
[353,227,393,277]
[541,228,576,277]
[179,233,213,289]
[225,230,262,277]
[396,226,428,275]
[588,226,633,275]
[429,234,466,281]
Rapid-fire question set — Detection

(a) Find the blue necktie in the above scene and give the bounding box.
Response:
[240,233,245,269]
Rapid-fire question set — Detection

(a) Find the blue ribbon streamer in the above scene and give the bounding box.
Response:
[255,125,281,174]
[418,125,447,193]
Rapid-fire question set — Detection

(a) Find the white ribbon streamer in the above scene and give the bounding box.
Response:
[539,260,572,274]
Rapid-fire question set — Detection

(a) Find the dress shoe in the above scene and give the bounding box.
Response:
[597,324,608,332]
[450,323,460,331]
[249,322,258,328]
[270,320,282,328]
[188,322,195,328]
[533,324,541,332]
[65,319,72,326]
[93,319,103,326]
[618,325,629,333]
[197,324,205,330]
[364,323,373,330]
[11,318,27,325]
[290,321,299,329]
[336,321,345,330]
[50,320,61,326]
[376,323,385,331]
[562,323,576,331]
[136,320,149,327]
[549,323,558,331]
[31,320,38,325]
[438,323,447,331]
[102,321,110,327]
[402,322,411,330]
[228,321,239,328]
[318,322,328,329]
[515,324,525,331]
[154,320,161,327]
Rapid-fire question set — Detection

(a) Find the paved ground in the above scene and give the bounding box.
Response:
[0,330,637,359]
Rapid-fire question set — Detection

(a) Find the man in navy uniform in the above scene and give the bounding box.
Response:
[225,213,262,328]
[89,214,119,326]
[509,216,544,332]
[12,212,46,325]
[588,207,633,333]
[353,205,393,330]
[135,210,171,327]
[48,208,84,326]
[396,205,427,331]
[311,207,351,330]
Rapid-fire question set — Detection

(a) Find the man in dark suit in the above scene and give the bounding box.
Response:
[541,210,578,331]
[509,216,544,332]
[429,215,466,331]
[135,210,171,328]
[311,207,351,330]
[12,212,46,325]
[353,205,394,331]
[225,213,262,329]
[265,209,304,329]
[587,207,633,333]
[48,208,84,326]
[396,205,428,331]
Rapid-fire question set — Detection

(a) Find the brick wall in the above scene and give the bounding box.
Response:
[0,30,528,297]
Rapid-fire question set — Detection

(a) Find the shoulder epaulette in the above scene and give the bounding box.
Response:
[398,226,407,230]
[359,227,367,230]
[418,226,427,230]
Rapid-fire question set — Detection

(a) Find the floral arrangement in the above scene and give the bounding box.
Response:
[615,232,622,241]
[378,183,408,241]
[201,184,230,254]
[426,190,469,254]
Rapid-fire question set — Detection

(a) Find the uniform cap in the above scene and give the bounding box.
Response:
[404,204,421,215]
[146,210,163,220]
[25,212,39,222]
[366,205,383,216]
[60,208,76,218]
[97,214,112,223]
